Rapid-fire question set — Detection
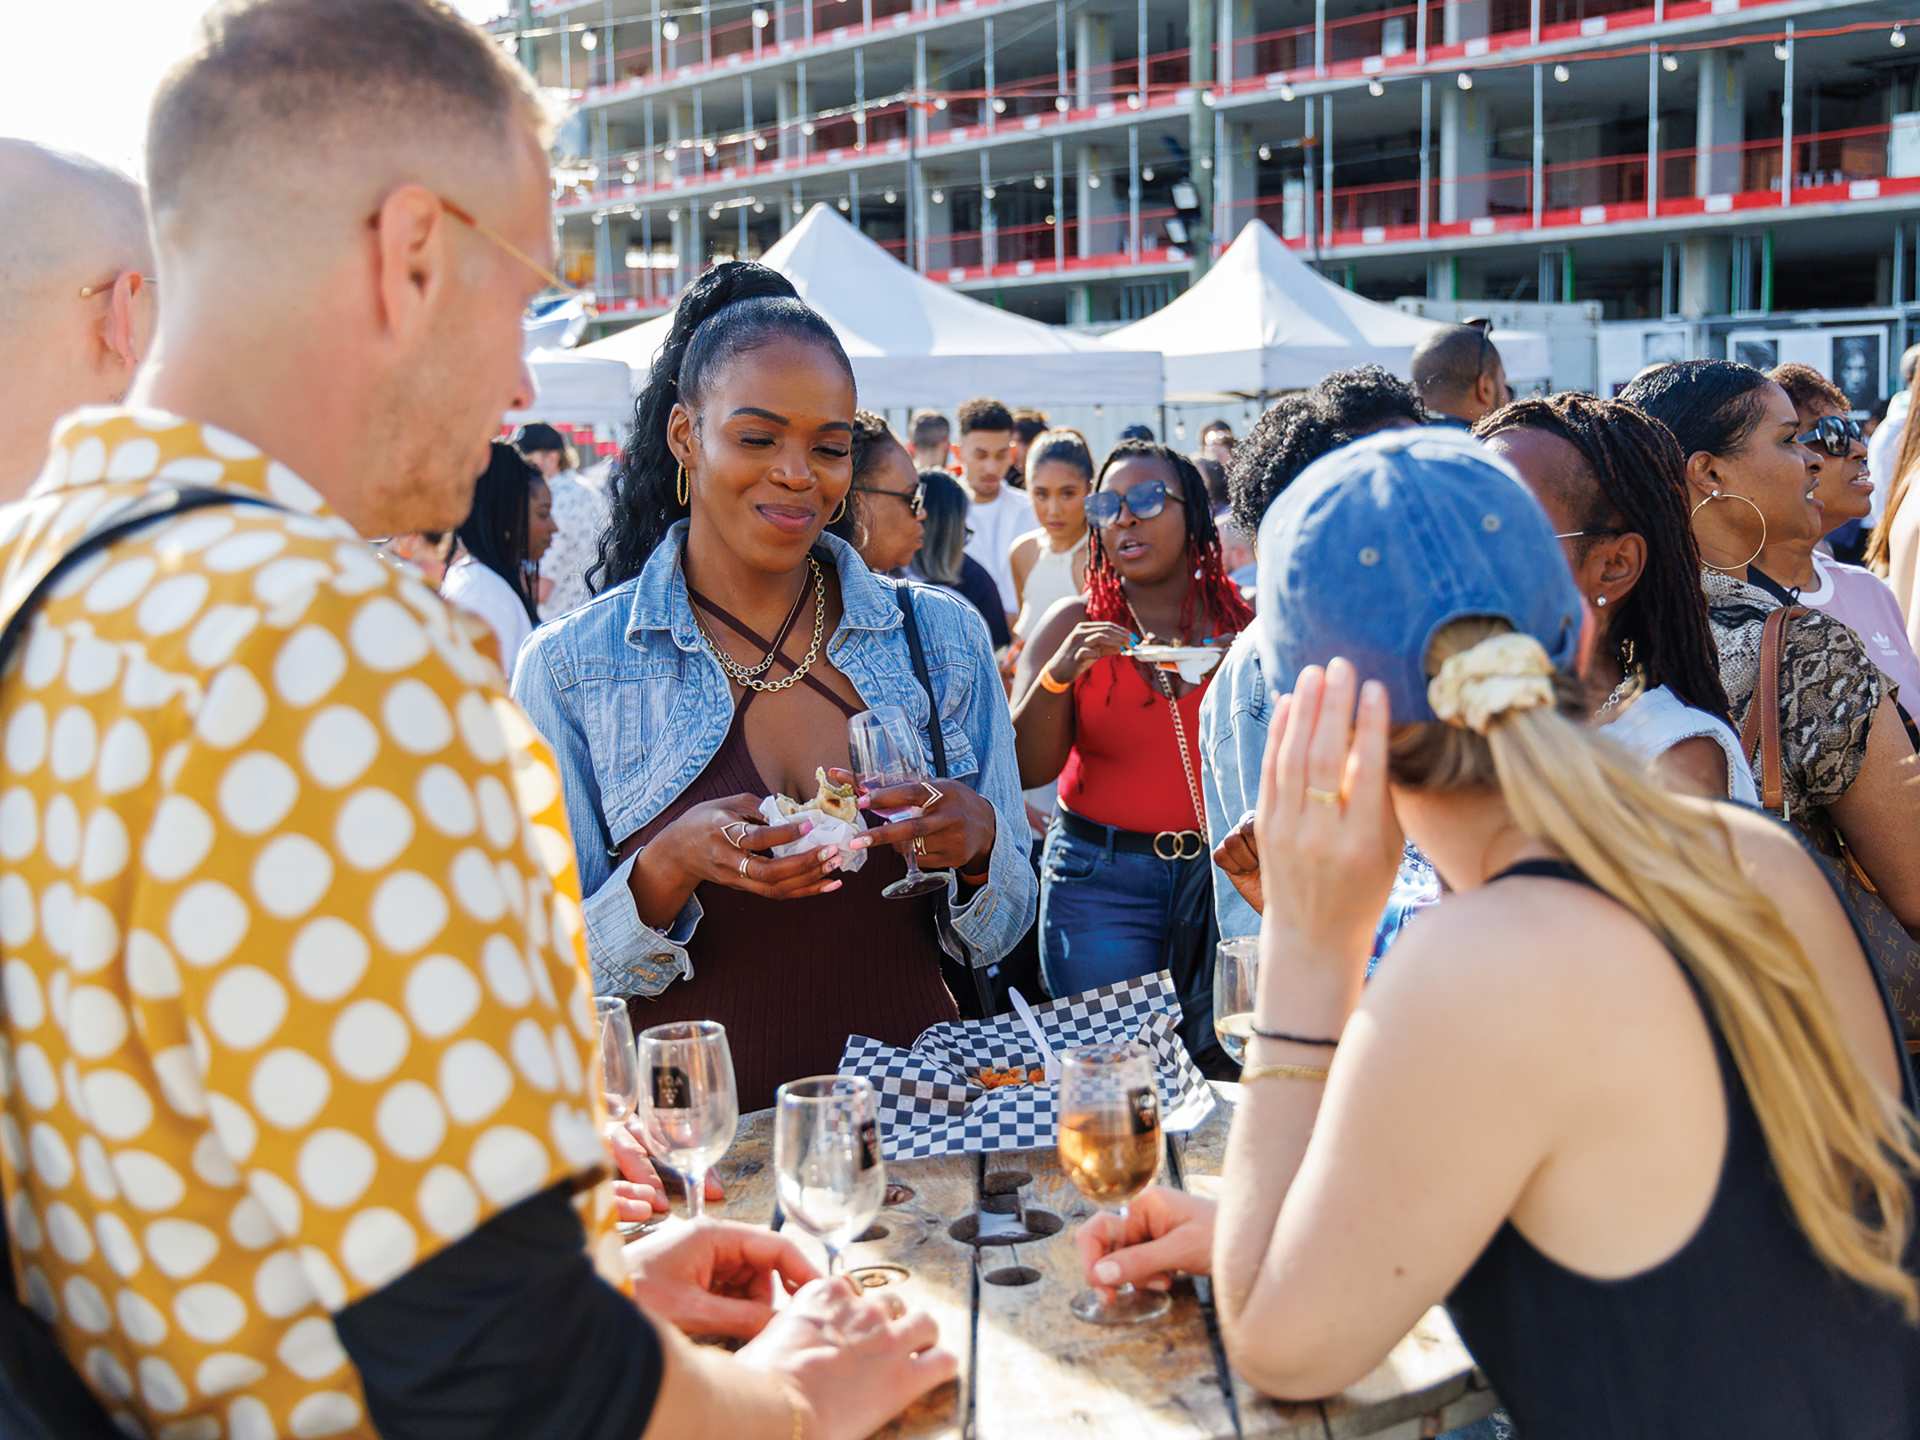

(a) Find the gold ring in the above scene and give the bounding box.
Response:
[912,835,927,857]
[1305,787,1342,807]
[739,855,753,879]
[921,782,944,808]
[721,820,751,849]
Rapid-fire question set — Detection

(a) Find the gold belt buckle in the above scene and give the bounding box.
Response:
[1153,830,1204,861]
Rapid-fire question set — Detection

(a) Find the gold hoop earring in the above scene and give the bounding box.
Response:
[676,464,689,508]
[1688,488,1767,572]
[828,496,848,524]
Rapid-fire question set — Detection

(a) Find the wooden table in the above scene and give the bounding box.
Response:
[709,1081,1496,1439]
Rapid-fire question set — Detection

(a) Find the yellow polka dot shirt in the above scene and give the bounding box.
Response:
[0,410,608,1438]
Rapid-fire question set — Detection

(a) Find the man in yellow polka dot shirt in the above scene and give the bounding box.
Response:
[0,3,954,1439]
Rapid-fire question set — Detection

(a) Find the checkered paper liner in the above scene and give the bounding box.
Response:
[837,971,1216,1160]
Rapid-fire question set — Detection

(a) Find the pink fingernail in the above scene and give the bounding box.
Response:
[800,819,815,834]
[849,836,872,850]
[1093,1260,1121,1284]
[856,795,873,809]
[822,881,843,892]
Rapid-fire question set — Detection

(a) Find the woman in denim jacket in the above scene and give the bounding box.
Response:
[513,264,1034,1107]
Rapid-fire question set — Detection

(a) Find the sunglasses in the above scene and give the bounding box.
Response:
[1795,414,1864,457]
[1085,479,1184,527]
[849,482,926,518]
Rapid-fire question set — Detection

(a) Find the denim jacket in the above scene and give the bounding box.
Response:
[511,523,1037,998]
[1198,628,1441,967]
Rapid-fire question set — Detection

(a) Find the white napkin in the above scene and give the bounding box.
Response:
[757,795,869,873]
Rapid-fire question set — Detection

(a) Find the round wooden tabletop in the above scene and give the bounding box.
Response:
[711,1080,1495,1439]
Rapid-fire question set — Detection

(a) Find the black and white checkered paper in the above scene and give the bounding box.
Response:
[837,971,1215,1160]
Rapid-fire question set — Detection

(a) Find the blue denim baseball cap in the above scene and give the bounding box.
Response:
[1255,426,1584,725]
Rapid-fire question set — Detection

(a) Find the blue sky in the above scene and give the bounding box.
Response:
[0,0,509,177]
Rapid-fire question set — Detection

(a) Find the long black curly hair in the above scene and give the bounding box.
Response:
[588,261,854,595]
[458,441,540,624]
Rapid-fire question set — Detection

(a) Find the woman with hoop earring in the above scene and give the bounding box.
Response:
[1623,361,1920,923]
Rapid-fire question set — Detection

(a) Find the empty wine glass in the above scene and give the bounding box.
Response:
[635,1020,739,1220]
[848,704,948,899]
[774,1075,885,1276]
[1059,1041,1171,1325]
[595,996,640,1123]
[1213,939,1259,1068]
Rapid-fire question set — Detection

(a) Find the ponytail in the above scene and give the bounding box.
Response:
[1404,619,1920,1319]
[589,261,853,595]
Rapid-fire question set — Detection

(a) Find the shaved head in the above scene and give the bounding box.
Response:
[0,141,153,499]
[130,0,556,538]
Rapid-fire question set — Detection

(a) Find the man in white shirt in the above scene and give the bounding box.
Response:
[955,395,1034,624]
[1867,342,1920,526]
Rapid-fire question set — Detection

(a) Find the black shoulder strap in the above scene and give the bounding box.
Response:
[0,484,282,1437]
[0,487,284,675]
[894,583,948,780]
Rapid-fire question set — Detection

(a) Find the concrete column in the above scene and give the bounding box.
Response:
[1442,0,1489,45]
[1074,15,1112,107]
[1220,120,1257,244]
[776,79,800,161]
[1219,0,1255,85]
[1426,254,1456,299]
[923,46,953,133]
[1439,87,1490,224]
[1696,49,1746,196]
[1679,235,1730,318]
[1076,144,1124,257]
[668,100,696,183]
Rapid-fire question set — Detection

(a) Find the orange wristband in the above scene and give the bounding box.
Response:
[1038,666,1073,695]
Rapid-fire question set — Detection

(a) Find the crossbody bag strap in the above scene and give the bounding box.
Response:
[0,488,284,675]
[893,584,948,779]
[1740,605,1802,818]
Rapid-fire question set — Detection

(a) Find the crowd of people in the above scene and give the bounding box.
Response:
[1,0,1919,1436]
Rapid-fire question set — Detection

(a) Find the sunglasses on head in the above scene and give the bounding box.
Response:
[1795,414,1864,457]
[1085,479,1184,527]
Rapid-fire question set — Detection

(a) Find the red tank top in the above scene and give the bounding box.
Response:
[1058,656,1209,834]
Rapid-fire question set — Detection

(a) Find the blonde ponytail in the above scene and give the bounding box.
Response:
[1405,620,1920,1320]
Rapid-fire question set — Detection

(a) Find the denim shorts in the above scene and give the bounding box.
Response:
[1037,818,1225,1073]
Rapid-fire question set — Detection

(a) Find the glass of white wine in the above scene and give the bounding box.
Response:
[635,1020,739,1220]
[1213,938,1259,1068]
[1058,1041,1171,1325]
[773,1075,885,1277]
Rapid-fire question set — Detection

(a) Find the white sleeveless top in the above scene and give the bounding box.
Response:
[1014,530,1087,640]
[1601,683,1759,804]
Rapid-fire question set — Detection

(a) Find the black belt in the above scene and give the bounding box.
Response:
[1056,807,1207,862]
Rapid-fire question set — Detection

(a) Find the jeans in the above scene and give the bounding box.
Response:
[1037,819,1228,1074]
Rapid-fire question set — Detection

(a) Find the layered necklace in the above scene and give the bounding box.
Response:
[693,557,828,693]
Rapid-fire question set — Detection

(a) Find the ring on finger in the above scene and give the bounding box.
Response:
[739,854,753,879]
[912,835,927,857]
[721,820,752,849]
[1305,786,1342,807]
[920,781,944,808]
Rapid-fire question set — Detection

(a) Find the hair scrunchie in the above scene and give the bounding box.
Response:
[1427,632,1557,734]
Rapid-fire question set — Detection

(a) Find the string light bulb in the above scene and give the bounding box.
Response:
[931,188,945,203]
[753,201,766,214]
[1055,96,1070,112]
[580,28,598,49]
[1127,94,1142,109]
[993,98,1007,114]
[1087,174,1101,188]
[1141,165,1155,181]
[793,200,805,214]
[661,18,680,40]
[883,188,898,204]
[984,185,997,198]
[1662,52,1679,71]
[753,135,767,150]
[1035,173,1048,188]
[1553,63,1569,82]
[837,197,851,211]
[751,6,769,25]
[1457,71,1473,90]
[1367,78,1384,96]
[1895,24,1909,45]
[1773,40,1789,61]
[801,121,815,136]
[1279,83,1295,101]
[1257,144,1272,161]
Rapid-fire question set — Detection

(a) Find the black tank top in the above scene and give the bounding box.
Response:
[1445,858,1920,1439]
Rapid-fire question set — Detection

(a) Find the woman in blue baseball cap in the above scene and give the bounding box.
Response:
[1075,428,1920,1437]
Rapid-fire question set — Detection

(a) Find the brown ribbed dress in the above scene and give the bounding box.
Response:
[622,587,959,1111]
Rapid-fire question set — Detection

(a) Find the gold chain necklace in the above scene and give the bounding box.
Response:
[694,558,828,693]
[1125,597,1209,841]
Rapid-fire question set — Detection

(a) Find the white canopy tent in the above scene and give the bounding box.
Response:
[508,348,635,430]
[1105,221,1549,402]
[580,205,1163,409]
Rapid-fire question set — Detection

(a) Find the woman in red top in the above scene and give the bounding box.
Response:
[1012,441,1253,1073]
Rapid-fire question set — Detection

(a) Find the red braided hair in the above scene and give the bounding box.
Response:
[1084,442,1254,641]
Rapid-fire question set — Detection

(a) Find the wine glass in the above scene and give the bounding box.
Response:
[1213,938,1259,1068]
[773,1075,885,1277]
[634,1020,739,1220]
[1058,1041,1171,1325]
[595,996,640,1123]
[848,704,949,900]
